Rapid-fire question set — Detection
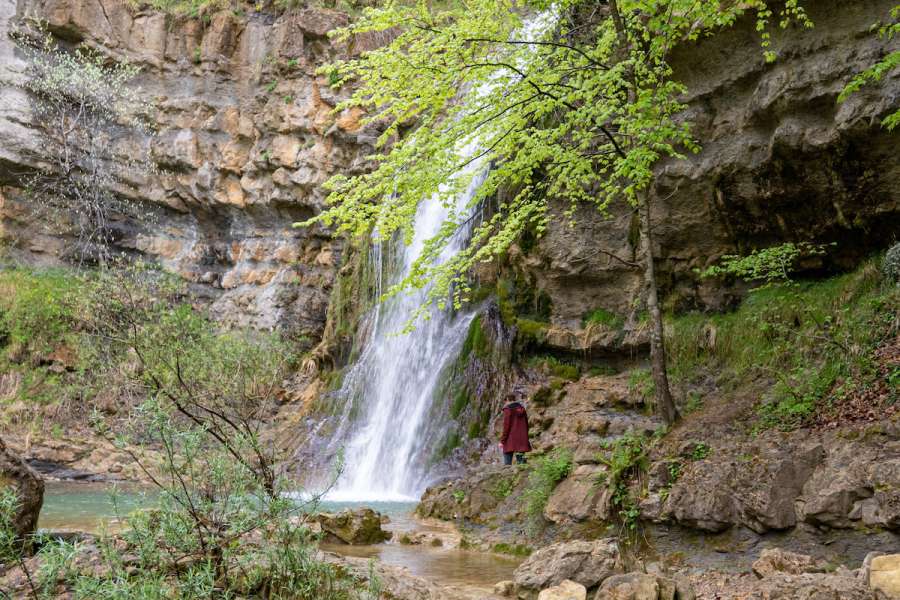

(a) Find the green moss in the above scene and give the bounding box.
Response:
[583,307,624,329]
[461,314,490,360]
[450,386,470,420]
[496,275,552,324]
[666,257,898,431]
[435,430,462,461]
[491,543,532,557]
[528,355,580,381]
[515,318,549,344]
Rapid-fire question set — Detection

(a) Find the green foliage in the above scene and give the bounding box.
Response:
[297,0,810,330]
[0,488,22,564]
[700,242,831,289]
[24,409,359,598]
[135,0,231,17]
[490,473,519,500]
[527,355,580,381]
[583,308,624,329]
[683,391,704,414]
[521,448,572,531]
[0,267,372,599]
[627,369,655,402]
[452,489,466,504]
[0,268,79,354]
[588,364,618,377]
[839,5,900,130]
[595,431,650,532]
[668,257,899,430]
[690,442,710,461]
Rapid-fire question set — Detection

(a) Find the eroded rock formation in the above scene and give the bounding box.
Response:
[507,0,900,352]
[0,0,380,340]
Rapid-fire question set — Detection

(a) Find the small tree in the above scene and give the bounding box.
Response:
[11,22,158,265]
[839,5,899,130]
[0,266,364,599]
[299,0,809,425]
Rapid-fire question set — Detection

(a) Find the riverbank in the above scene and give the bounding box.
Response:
[35,480,522,595]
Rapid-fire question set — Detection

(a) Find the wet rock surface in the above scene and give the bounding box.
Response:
[0,437,44,544]
[314,508,392,545]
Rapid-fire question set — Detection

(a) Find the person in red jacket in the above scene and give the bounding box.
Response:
[499,394,531,465]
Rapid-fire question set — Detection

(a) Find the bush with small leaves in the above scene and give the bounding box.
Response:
[883,242,900,285]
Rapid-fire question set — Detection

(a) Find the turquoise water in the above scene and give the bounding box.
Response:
[38,481,156,532]
[39,482,417,532]
[38,481,521,589]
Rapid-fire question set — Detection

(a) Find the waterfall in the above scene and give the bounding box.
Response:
[323,10,555,502]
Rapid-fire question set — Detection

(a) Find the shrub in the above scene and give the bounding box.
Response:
[521,448,573,530]
[699,242,831,289]
[627,368,655,402]
[0,268,79,355]
[668,257,899,431]
[595,432,650,533]
[884,242,900,285]
[1,266,373,599]
[12,22,158,265]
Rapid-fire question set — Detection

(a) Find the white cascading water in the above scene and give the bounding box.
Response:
[325,11,554,502]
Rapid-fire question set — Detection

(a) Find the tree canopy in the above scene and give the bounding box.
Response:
[300,0,811,327]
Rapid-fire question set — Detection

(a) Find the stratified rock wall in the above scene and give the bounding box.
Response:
[523,0,899,336]
[0,0,897,346]
[0,0,380,340]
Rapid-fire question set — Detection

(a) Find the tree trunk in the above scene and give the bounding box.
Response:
[638,192,678,426]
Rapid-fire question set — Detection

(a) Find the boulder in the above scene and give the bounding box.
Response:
[538,579,587,600]
[593,573,692,600]
[870,554,900,599]
[495,580,516,597]
[751,548,828,578]
[314,508,391,545]
[514,539,622,599]
[544,466,612,524]
[417,465,514,523]
[595,573,661,600]
[749,572,874,599]
[0,437,44,549]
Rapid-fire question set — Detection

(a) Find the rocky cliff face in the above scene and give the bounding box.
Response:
[0,0,381,340]
[514,0,899,350]
[1,0,896,349]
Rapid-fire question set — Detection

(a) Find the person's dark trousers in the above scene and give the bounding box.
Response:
[503,452,527,465]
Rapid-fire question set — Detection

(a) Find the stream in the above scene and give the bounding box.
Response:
[38,481,521,591]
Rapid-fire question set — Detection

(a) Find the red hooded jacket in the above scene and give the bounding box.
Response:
[500,402,531,453]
